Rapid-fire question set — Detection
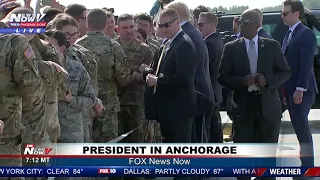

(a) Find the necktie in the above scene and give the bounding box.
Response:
[282,30,292,52]
[154,42,169,94]
[248,40,258,74]
[248,40,258,91]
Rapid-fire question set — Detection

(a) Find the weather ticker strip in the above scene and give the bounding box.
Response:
[0,167,319,177]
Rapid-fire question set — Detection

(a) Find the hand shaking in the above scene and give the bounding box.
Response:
[146,74,157,87]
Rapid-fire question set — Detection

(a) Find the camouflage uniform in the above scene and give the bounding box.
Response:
[147,36,160,48]
[76,31,132,143]
[147,42,158,55]
[30,40,68,143]
[67,45,98,143]
[110,32,118,39]
[57,55,97,143]
[0,34,42,169]
[31,35,62,65]
[116,37,153,143]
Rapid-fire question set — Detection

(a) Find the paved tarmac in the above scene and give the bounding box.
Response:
[155,109,320,180]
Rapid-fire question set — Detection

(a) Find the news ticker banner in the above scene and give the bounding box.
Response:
[0,167,320,177]
[1,144,305,167]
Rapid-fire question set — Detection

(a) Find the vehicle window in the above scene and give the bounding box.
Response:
[262,23,288,44]
[314,27,320,46]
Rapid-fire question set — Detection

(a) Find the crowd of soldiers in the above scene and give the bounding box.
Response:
[0,0,166,174]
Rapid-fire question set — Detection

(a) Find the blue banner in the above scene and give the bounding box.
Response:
[48,157,293,167]
[0,28,46,34]
[0,167,317,177]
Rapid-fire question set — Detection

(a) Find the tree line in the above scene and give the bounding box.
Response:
[207,0,319,14]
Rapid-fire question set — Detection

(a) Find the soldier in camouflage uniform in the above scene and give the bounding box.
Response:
[48,30,97,144]
[116,14,153,144]
[30,35,69,143]
[0,32,43,168]
[134,28,158,54]
[104,10,118,39]
[135,13,161,48]
[3,9,50,159]
[51,13,100,143]
[76,9,134,143]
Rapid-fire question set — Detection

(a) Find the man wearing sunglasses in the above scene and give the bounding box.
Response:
[281,0,318,170]
[218,10,291,180]
[165,1,214,144]
[198,12,224,144]
[144,8,197,152]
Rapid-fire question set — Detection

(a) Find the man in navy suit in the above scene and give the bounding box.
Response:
[282,0,318,168]
[165,1,214,143]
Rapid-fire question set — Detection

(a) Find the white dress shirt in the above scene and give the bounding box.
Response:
[244,34,260,91]
[180,21,188,27]
[167,29,183,49]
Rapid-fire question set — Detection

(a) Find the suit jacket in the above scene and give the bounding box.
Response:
[205,32,223,104]
[258,28,272,39]
[181,22,214,112]
[283,23,318,95]
[144,31,197,121]
[218,37,291,122]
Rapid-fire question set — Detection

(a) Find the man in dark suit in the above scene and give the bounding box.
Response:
[218,9,291,180]
[143,8,197,147]
[165,1,214,143]
[281,0,318,168]
[253,8,289,113]
[198,12,224,143]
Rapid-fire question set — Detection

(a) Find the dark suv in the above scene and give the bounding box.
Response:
[216,10,320,109]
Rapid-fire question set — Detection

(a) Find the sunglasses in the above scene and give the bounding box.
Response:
[158,18,177,28]
[239,20,257,26]
[198,22,211,27]
[282,11,292,16]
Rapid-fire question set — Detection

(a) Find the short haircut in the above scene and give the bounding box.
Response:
[64,3,86,19]
[199,12,218,25]
[253,8,263,25]
[43,8,63,23]
[87,9,107,30]
[136,28,147,40]
[160,8,179,20]
[134,13,152,25]
[45,29,70,48]
[193,5,209,19]
[105,11,114,18]
[117,14,134,25]
[283,0,304,18]
[165,1,190,20]
[51,13,78,30]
